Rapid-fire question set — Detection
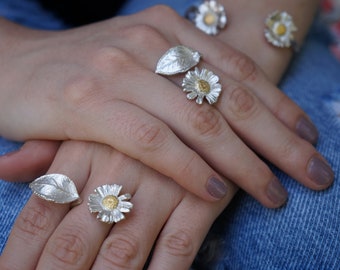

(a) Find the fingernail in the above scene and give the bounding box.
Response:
[207,177,228,199]
[266,177,288,206]
[296,117,319,145]
[307,156,334,186]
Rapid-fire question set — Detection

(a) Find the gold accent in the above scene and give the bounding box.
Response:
[275,24,287,36]
[102,195,119,210]
[197,79,211,94]
[203,12,217,26]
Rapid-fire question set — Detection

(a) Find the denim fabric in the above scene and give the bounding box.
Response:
[0,1,340,270]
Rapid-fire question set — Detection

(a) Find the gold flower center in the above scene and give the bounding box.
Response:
[102,195,119,210]
[197,79,211,94]
[203,12,217,26]
[275,23,287,36]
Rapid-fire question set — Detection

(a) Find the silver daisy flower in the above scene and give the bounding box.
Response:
[264,10,298,48]
[88,184,133,224]
[182,67,222,105]
[194,0,227,35]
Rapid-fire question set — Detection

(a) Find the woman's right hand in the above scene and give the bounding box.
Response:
[0,6,334,207]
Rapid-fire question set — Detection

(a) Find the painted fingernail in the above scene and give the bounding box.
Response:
[307,156,334,186]
[207,177,228,199]
[296,117,319,145]
[266,177,288,206]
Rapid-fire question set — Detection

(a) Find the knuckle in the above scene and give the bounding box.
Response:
[178,152,199,178]
[99,234,139,269]
[227,85,257,120]
[278,135,301,164]
[134,122,169,152]
[226,52,257,82]
[46,227,87,266]
[15,201,52,241]
[148,5,179,21]
[272,93,291,120]
[121,24,169,49]
[92,46,132,74]
[161,230,194,257]
[188,106,223,138]
[62,75,103,110]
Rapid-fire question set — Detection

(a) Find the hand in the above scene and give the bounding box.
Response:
[0,6,333,208]
[0,140,237,270]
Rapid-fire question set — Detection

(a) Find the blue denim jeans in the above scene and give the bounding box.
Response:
[0,1,339,269]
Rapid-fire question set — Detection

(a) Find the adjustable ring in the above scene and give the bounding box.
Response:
[155,45,222,105]
[29,174,82,206]
[186,0,227,35]
[88,184,133,224]
[264,10,299,52]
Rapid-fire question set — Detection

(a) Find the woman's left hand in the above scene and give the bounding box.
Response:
[0,140,237,270]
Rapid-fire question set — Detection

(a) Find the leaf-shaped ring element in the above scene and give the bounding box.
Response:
[29,174,81,205]
[155,45,201,75]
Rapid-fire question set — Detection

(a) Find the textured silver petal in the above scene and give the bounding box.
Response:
[29,174,80,204]
[155,45,201,75]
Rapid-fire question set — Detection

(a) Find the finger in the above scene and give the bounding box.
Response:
[109,27,290,207]
[35,144,140,269]
[0,141,91,270]
[0,140,60,182]
[92,171,183,270]
[127,6,319,145]
[60,97,227,202]
[148,181,237,270]
[112,15,333,198]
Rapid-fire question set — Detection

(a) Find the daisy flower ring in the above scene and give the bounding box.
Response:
[182,67,222,105]
[186,0,227,35]
[88,184,133,224]
[264,10,299,51]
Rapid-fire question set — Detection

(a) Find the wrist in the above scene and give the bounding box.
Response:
[216,0,320,83]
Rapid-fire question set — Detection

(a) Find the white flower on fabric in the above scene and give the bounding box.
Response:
[182,67,222,104]
[194,0,227,35]
[88,184,133,224]
[264,10,297,48]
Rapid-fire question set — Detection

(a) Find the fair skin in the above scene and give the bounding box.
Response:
[0,140,237,270]
[0,4,332,208]
[0,1,335,269]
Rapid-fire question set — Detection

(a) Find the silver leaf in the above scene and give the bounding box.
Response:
[29,174,80,204]
[155,45,201,75]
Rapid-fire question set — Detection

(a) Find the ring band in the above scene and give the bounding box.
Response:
[264,10,299,52]
[186,0,227,35]
[88,184,133,224]
[29,173,82,205]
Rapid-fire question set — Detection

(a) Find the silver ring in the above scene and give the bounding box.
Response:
[182,67,221,105]
[264,10,299,52]
[155,45,222,105]
[29,173,82,205]
[88,184,133,224]
[186,0,227,35]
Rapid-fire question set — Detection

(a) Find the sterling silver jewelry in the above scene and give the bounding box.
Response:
[264,10,299,52]
[182,67,221,105]
[186,0,227,35]
[155,45,201,75]
[155,45,222,105]
[88,184,133,224]
[29,174,82,205]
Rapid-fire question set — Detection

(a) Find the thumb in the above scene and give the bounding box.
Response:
[0,140,60,182]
